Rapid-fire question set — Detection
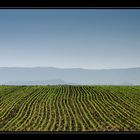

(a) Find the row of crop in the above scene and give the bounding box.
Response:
[99,86,140,125]
[109,86,140,111]
[0,87,31,121]
[0,87,42,131]
[68,86,85,131]
[80,86,114,130]
[82,86,122,130]
[60,86,73,131]
[75,87,101,131]
[32,87,52,131]
[55,86,67,131]
[89,86,140,130]
[43,87,60,131]
[0,86,22,108]
[15,87,55,131]
[16,87,49,131]
[64,86,77,131]
[50,86,62,131]
[89,86,138,129]
[94,87,135,129]
[1,85,140,131]
[38,87,57,131]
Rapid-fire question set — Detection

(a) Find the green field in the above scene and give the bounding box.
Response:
[0,85,140,131]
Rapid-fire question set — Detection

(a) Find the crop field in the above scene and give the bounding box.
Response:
[0,85,140,131]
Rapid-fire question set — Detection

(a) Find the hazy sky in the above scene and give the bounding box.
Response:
[0,9,140,69]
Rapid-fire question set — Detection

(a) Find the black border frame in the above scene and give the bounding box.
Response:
[0,0,140,8]
[0,0,140,139]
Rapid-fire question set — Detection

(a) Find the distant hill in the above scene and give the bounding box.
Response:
[4,79,67,85]
[0,67,140,85]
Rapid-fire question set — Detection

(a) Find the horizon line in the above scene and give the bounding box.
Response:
[0,66,140,70]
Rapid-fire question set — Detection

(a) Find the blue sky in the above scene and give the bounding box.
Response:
[0,9,140,69]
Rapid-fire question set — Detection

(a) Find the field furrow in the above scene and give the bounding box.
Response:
[0,85,140,131]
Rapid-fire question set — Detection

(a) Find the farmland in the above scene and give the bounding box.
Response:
[0,85,140,131]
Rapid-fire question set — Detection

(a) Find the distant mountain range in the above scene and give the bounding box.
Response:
[4,79,67,85]
[0,67,140,85]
